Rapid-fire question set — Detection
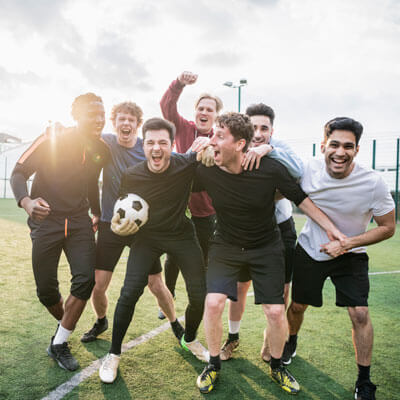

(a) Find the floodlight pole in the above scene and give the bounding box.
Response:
[223,79,248,112]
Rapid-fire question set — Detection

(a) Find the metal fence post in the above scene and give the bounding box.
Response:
[372,139,376,170]
[312,143,316,157]
[396,138,399,222]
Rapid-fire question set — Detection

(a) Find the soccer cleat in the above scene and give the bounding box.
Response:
[282,340,297,365]
[196,364,219,394]
[220,338,239,361]
[354,380,377,399]
[99,353,120,384]
[269,365,300,395]
[181,336,210,362]
[81,318,108,343]
[47,340,79,371]
[158,309,166,320]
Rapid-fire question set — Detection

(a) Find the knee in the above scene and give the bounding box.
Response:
[205,294,225,316]
[37,288,61,308]
[290,302,308,314]
[147,275,164,295]
[264,304,285,323]
[349,307,370,327]
[71,275,95,301]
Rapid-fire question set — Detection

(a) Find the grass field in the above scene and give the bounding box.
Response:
[0,198,399,400]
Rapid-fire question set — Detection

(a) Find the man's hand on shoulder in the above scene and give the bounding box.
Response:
[20,197,51,221]
[196,146,215,167]
[111,213,139,236]
[242,144,273,171]
[178,71,198,86]
[43,122,68,138]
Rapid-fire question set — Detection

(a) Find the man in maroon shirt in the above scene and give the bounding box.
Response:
[159,71,223,309]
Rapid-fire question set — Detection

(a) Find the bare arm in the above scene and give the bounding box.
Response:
[321,210,395,257]
[298,197,346,242]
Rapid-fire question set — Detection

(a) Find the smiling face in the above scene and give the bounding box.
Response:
[321,129,359,179]
[76,101,105,138]
[114,111,140,148]
[209,124,245,172]
[250,115,273,147]
[195,98,218,134]
[143,129,173,174]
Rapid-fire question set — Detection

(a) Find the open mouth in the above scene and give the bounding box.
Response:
[199,117,208,123]
[120,128,131,137]
[331,157,347,166]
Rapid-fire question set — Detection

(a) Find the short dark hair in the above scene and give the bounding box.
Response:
[216,112,254,152]
[71,92,103,121]
[142,117,176,143]
[111,101,143,126]
[324,117,363,145]
[245,103,275,125]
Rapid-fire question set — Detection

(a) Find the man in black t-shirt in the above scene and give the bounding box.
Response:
[194,112,345,395]
[99,117,210,384]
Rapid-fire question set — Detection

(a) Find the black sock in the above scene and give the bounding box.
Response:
[210,355,221,370]
[171,320,184,340]
[184,331,196,343]
[288,334,297,345]
[270,357,281,370]
[357,365,371,382]
[228,332,239,342]
[97,316,107,325]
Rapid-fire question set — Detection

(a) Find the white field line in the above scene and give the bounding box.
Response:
[41,270,400,400]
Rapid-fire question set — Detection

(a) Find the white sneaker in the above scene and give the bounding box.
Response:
[182,338,210,362]
[99,353,120,383]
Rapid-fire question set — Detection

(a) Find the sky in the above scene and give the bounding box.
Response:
[0,0,399,146]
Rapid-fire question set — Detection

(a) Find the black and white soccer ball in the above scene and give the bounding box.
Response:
[113,193,149,227]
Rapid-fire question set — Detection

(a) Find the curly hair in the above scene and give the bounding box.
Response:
[324,117,363,145]
[195,93,223,113]
[71,92,103,121]
[246,103,275,125]
[110,101,143,126]
[216,112,254,152]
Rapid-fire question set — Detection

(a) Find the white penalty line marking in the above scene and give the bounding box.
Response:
[42,270,400,400]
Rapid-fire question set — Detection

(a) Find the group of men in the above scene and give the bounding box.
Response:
[11,71,395,400]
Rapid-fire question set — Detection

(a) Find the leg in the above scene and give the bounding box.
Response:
[148,272,176,322]
[204,293,227,357]
[263,304,287,359]
[91,269,113,319]
[287,301,308,335]
[61,295,87,330]
[164,254,180,297]
[220,280,251,361]
[348,306,373,366]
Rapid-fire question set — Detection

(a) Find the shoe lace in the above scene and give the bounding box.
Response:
[58,343,74,360]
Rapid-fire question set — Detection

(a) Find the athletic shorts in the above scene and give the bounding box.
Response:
[207,236,285,305]
[96,221,162,275]
[292,244,370,307]
[237,217,297,284]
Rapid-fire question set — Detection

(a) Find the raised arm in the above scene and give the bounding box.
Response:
[160,71,198,134]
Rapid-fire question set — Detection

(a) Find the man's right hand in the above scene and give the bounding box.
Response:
[43,122,66,138]
[20,197,51,221]
[178,71,198,86]
[111,213,139,236]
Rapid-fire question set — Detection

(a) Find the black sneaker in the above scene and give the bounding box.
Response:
[47,340,79,371]
[354,380,377,400]
[81,318,108,343]
[282,340,297,365]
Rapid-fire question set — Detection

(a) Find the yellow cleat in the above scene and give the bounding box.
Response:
[196,364,219,394]
[269,365,300,395]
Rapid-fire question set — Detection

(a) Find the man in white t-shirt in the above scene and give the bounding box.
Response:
[286,117,395,400]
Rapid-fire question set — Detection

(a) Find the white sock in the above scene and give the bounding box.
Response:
[53,324,72,345]
[228,320,241,334]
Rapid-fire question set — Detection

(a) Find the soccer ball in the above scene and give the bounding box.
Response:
[113,193,149,227]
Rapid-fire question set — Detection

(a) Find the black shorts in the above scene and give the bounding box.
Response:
[237,217,297,284]
[207,236,285,305]
[96,221,162,275]
[292,244,370,307]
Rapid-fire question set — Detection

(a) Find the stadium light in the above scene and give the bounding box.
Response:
[223,79,248,112]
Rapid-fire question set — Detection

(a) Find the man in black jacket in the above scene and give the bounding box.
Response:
[11,93,110,371]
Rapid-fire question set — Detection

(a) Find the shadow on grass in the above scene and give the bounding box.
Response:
[101,374,133,400]
[81,338,111,359]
